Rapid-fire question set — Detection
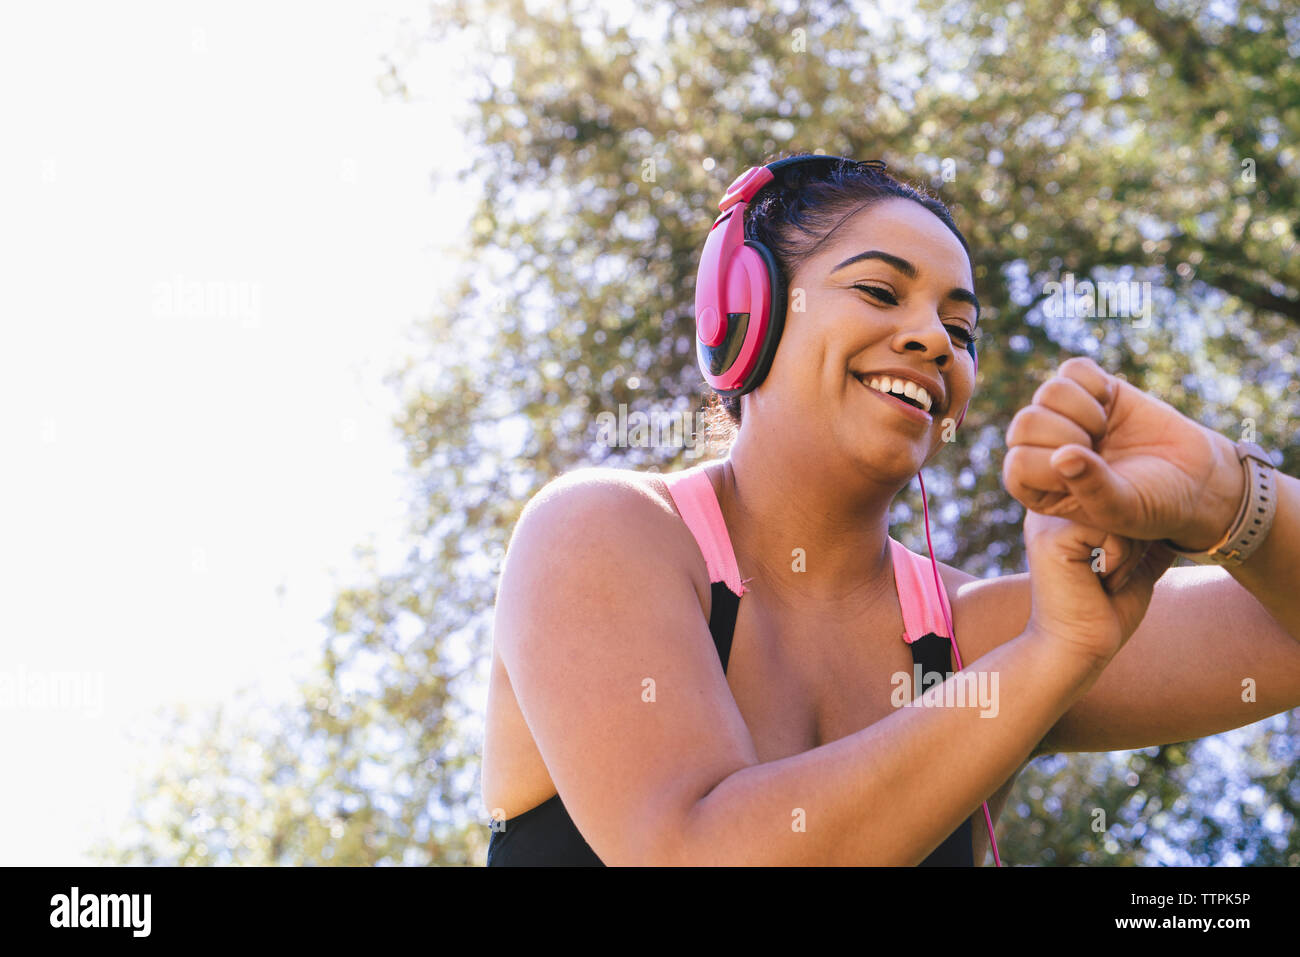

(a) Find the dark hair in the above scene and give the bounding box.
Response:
[703,150,971,436]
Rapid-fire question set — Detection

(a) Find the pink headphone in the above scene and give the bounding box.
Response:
[693,154,977,428]
[694,155,999,865]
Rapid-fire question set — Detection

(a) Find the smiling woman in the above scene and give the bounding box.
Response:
[480,151,1300,867]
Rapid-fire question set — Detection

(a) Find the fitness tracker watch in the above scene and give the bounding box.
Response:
[1163,440,1278,567]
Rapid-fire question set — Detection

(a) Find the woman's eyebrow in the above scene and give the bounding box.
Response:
[947,287,981,324]
[831,249,917,278]
[831,249,981,323]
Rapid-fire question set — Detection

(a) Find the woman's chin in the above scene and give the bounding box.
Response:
[838,430,929,476]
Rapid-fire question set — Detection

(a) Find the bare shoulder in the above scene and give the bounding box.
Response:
[489,463,756,863]
[496,465,710,650]
[520,465,678,516]
[933,558,979,592]
[510,466,692,558]
[930,557,1032,668]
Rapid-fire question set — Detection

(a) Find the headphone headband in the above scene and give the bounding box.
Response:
[714,155,883,218]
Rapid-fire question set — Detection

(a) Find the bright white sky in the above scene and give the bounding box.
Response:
[0,0,476,864]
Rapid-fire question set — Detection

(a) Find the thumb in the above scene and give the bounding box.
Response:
[1134,540,1178,587]
[1049,444,1130,514]
[1108,541,1178,632]
[1111,540,1177,593]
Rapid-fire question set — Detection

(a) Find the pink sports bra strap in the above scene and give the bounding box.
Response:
[662,468,748,598]
[889,537,954,641]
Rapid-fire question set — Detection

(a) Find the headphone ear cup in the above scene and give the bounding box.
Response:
[698,240,773,395]
[731,239,786,396]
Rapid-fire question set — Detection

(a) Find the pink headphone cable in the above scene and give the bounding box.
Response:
[917,469,1003,867]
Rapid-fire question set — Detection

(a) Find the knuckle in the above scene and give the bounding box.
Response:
[1005,410,1028,444]
[1032,378,1063,406]
[1001,461,1020,490]
[1008,404,1040,429]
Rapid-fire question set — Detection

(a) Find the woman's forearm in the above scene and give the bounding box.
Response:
[1230,468,1300,641]
[1189,433,1300,642]
[674,629,1102,866]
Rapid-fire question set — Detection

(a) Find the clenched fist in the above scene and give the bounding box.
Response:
[1002,356,1245,587]
[1022,509,1176,665]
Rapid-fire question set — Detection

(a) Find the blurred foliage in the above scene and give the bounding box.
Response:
[1004,711,1300,865]
[98,0,1298,866]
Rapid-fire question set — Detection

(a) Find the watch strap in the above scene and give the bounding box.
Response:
[1164,440,1277,567]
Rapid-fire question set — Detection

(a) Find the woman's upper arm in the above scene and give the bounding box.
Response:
[1043,565,1300,753]
[945,561,1300,754]
[493,470,759,865]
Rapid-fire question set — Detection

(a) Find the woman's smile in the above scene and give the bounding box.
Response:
[852,372,935,424]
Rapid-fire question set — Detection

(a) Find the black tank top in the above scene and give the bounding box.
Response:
[485,580,975,866]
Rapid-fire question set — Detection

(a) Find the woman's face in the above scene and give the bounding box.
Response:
[745,196,979,480]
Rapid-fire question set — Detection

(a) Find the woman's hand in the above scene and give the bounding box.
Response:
[1022,509,1177,666]
[1002,357,1246,560]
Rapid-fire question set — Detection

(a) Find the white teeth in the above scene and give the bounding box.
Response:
[862,375,933,413]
